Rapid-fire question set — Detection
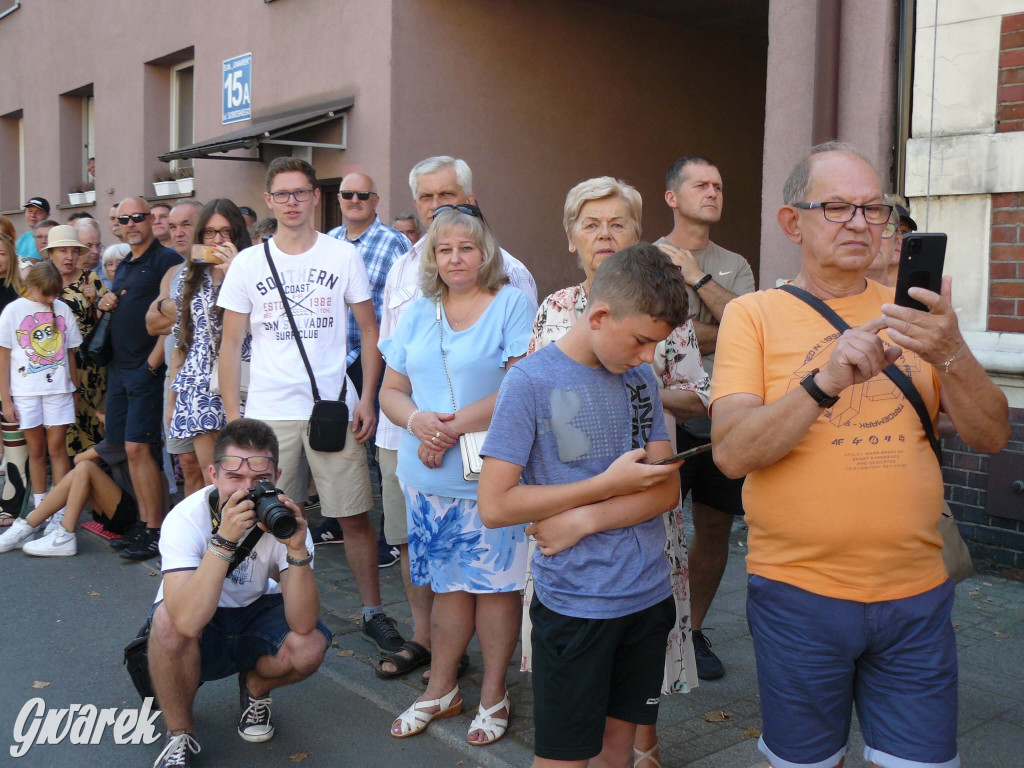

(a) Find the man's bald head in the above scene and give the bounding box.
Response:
[116,197,154,250]
[338,172,379,234]
[117,197,151,216]
[783,141,877,206]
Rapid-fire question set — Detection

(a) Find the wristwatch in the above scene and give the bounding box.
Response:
[800,369,839,408]
[286,549,313,567]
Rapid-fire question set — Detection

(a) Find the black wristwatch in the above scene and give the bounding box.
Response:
[800,369,839,408]
[693,273,714,291]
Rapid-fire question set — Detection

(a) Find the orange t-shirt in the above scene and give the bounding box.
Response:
[709,281,948,602]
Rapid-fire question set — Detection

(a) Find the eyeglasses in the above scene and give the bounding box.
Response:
[882,219,898,239]
[432,204,483,219]
[117,213,149,225]
[215,455,276,472]
[201,227,233,241]
[793,202,894,226]
[268,188,314,204]
[340,191,375,201]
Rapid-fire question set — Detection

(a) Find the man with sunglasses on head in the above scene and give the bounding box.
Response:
[324,172,409,563]
[218,157,405,658]
[147,418,329,768]
[711,142,1008,768]
[98,197,182,561]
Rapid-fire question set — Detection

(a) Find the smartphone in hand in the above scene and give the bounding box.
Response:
[894,233,946,311]
[649,442,713,465]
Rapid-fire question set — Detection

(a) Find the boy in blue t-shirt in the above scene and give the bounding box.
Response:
[479,244,690,767]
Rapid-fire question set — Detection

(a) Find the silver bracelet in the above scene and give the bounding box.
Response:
[286,549,313,567]
[942,342,965,375]
[406,408,423,435]
[207,542,234,563]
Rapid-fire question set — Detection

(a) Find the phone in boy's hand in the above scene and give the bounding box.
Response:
[649,442,713,465]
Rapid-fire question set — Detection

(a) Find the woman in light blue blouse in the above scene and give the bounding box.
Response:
[379,205,531,746]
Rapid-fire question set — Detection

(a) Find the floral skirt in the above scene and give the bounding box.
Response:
[401,484,528,594]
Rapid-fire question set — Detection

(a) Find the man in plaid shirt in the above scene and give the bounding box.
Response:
[325,172,409,564]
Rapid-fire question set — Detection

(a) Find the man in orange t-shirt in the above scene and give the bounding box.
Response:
[710,142,1009,768]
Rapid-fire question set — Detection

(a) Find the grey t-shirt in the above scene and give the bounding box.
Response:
[482,344,671,620]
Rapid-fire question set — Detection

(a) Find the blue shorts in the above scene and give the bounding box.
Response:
[746,575,959,768]
[150,593,332,682]
[106,362,165,444]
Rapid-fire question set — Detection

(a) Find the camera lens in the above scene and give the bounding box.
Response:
[250,481,297,539]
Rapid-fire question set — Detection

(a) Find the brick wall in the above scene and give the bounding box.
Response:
[943,407,1024,571]
[990,14,1024,332]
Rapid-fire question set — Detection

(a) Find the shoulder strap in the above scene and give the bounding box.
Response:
[226,525,265,579]
[436,300,458,412]
[778,284,942,462]
[264,239,322,402]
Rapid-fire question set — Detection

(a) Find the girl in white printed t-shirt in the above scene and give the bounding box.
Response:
[0,261,82,519]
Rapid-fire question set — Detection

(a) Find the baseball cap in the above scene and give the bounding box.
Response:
[894,203,917,232]
[24,197,51,215]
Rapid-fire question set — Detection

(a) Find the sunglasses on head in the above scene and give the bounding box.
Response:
[340,191,375,201]
[117,213,149,224]
[432,204,483,219]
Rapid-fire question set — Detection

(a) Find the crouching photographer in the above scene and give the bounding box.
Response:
[147,418,330,768]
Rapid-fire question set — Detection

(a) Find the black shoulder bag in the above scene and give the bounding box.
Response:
[778,284,941,462]
[263,239,348,451]
[123,492,264,704]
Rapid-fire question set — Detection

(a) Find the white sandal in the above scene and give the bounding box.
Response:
[633,741,663,768]
[467,691,510,746]
[391,685,462,738]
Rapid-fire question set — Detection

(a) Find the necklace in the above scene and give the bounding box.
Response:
[444,292,488,329]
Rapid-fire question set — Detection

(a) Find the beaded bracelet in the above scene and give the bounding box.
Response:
[207,543,234,563]
[210,533,238,551]
[406,408,424,435]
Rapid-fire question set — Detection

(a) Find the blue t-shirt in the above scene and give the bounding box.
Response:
[16,232,40,262]
[482,343,672,619]
[379,284,532,499]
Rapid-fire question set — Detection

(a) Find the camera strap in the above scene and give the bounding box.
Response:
[207,489,265,579]
[778,284,941,462]
[263,239,347,403]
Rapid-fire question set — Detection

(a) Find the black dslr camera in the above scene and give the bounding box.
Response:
[246,480,297,539]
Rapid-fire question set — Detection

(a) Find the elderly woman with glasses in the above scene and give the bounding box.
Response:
[527,176,710,768]
[379,205,533,746]
[167,199,252,474]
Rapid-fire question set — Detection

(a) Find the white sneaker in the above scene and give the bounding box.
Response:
[0,518,36,553]
[44,508,66,535]
[22,527,77,557]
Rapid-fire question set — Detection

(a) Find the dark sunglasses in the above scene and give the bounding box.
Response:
[432,204,483,219]
[340,191,375,201]
[117,213,149,225]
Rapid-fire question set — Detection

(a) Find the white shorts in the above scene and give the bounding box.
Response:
[14,393,76,429]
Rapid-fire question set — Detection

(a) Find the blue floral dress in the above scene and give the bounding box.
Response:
[169,271,251,438]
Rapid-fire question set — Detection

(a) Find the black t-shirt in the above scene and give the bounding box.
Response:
[0,281,20,314]
[110,239,182,368]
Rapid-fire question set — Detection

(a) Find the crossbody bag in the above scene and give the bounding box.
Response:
[436,300,487,481]
[779,284,973,581]
[263,240,348,452]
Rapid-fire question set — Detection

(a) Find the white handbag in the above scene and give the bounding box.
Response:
[436,301,487,482]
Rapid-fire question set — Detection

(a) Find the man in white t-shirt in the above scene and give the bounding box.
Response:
[218,157,403,656]
[375,155,537,678]
[147,418,329,768]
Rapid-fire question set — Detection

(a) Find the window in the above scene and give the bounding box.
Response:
[0,110,23,212]
[59,85,95,204]
[170,63,194,172]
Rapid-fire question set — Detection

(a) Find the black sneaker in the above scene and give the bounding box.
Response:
[152,732,200,767]
[311,518,344,545]
[121,527,160,561]
[305,493,321,515]
[692,629,725,680]
[238,670,275,742]
[110,520,145,551]
[362,612,404,654]
[378,542,400,569]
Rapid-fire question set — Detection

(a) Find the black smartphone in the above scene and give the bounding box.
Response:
[894,233,946,311]
[649,442,713,465]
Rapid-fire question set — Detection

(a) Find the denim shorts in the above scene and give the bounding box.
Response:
[150,593,332,682]
[106,362,165,444]
[746,575,959,768]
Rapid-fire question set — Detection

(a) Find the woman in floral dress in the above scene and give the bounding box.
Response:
[168,200,252,472]
[528,177,709,768]
[44,225,108,455]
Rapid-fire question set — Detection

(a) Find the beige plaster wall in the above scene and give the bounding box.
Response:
[388,0,768,298]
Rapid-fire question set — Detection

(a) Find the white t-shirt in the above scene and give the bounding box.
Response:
[0,297,83,396]
[156,485,316,609]
[217,233,370,421]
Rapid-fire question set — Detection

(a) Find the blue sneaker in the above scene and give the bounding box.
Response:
[311,518,344,545]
